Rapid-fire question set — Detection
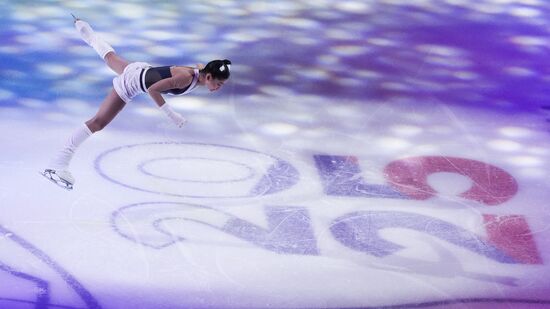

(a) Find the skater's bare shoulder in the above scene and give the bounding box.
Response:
[172,71,195,90]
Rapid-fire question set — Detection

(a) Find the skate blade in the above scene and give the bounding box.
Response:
[40,170,73,191]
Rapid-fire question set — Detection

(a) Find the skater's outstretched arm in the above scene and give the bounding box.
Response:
[147,73,194,128]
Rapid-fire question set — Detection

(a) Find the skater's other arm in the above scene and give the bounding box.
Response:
[147,73,193,107]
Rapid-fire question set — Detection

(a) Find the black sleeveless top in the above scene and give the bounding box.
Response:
[143,66,199,95]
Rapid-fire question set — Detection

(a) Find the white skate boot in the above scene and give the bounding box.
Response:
[74,19,96,46]
[41,169,75,190]
[72,14,114,59]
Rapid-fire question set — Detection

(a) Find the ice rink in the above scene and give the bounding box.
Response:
[1,1,550,308]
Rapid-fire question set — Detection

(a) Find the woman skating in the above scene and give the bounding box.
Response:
[42,15,231,190]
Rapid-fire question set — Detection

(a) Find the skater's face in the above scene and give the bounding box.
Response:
[205,73,226,92]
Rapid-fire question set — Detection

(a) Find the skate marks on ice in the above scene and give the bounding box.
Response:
[0,226,101,309]
[94,142,299,198]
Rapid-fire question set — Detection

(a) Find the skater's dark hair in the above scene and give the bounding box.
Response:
[201,59,231,80]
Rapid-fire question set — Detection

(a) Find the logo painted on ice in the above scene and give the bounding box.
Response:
[102,143,541,265]
[95,142,299,198]
[315,154,539,264]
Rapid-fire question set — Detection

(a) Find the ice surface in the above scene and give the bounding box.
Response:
[1,1,550,308]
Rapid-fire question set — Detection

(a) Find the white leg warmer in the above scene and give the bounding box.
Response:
[74,20,114,59]
[49,124,93,170]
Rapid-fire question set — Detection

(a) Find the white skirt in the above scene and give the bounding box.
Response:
[112,62,151,103]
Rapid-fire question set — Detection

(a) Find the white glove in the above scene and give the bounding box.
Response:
[160,103,187,128]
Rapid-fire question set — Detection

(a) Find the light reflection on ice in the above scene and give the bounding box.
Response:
[261,122,299,136]
[507,155,543,166]
[390,125,424,136]
[487,139,522,151]
[499,126,533,138]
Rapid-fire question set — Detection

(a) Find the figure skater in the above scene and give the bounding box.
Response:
[42,15,232,190]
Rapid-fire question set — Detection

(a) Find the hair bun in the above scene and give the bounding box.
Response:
[203,59,231,79]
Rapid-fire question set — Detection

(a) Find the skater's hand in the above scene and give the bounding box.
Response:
[159,103,187,128]
[170,112,187,128]
[164,109,187,128]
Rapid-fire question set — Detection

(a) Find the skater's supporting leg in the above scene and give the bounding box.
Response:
[47,89,125,179]
[48,123,92,173]
[85,88,126,132]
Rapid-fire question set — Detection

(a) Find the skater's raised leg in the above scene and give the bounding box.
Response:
[73,15,129,74]
[104,52,129,75]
